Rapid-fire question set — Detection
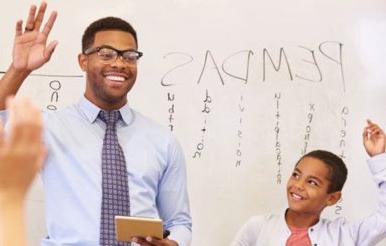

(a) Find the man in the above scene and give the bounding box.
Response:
[0,2,192,246]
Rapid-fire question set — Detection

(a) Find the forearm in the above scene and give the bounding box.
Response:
[354,153,386,245]
[159,137,192,245]
[0,194,27,246]
[159,189,191,246]
[0,65,30,109]
[369,153,386,188]
[369,153,386,212]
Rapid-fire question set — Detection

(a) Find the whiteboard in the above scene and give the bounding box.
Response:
[1,0,386,245]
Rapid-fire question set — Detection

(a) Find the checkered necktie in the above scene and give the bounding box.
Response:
[99,110,130,246]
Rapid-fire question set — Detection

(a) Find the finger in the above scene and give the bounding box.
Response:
[367,128,380,136]
[371,128,384,137]
[7,96,24,142]
[132,237,153,246]
[17,96,37,123]
[6,96,16,132]
[364,121,379,131]
[44,40,58,60]
[0,120,4,148]
[363,127,368,140]
[8,97,43,146]
[363,125,373,139]
[25,4,37,31]
[145,236,164,245]
[15,20,23,37]
[366,119,379,129]
[41,11,57,37]
[6,96,19,144]
[366,125,382,135]
[19,97,43,141]
[33,2,48,31]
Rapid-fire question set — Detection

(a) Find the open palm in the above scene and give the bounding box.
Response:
[12,2,57,71]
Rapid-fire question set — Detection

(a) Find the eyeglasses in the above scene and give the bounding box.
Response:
[84,45,143,64]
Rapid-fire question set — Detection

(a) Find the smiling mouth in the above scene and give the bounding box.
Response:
[105,75,127,82]
[290,192,305,201]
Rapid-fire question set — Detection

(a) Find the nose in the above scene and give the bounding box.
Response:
[111,55,126,67]
[292,179,305,191]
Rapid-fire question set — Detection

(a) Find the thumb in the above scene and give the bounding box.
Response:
[44,40,58,61]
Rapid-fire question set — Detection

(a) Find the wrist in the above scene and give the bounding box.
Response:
[9,63,32,75]
[369,150,386,157]
[0,191,26,246]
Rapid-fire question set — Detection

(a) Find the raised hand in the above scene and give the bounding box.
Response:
[12,2,58,72]
[0,97,45,199]
[363,120,386,157]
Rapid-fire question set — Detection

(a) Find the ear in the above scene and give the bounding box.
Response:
[78,53,88,71]
[326,191,341,206]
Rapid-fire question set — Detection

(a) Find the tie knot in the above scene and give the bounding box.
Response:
[99,110,120,125]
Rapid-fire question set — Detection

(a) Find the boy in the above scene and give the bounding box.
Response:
[231,120,386,245]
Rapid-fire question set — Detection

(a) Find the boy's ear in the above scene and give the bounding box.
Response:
[326,191,341,206]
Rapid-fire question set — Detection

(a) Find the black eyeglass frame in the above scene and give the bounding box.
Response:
[83,45,143,62]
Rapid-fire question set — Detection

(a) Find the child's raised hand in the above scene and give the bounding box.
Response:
[0,96,45,199]
[363,120,386,157]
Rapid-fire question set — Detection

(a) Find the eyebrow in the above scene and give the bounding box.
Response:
[99,45,138,52]
[293,167,325,184]
[308,175,324,184]
[294,167,302,174]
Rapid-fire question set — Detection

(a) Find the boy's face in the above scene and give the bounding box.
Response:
[286,156,340,215]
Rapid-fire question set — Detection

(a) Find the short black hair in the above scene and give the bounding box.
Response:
[296,150,348,193]
[81,16,138,53]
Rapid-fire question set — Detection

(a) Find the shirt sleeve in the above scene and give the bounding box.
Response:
[231,215,265,246]
[349,153,386,245]
[156,135,192,246]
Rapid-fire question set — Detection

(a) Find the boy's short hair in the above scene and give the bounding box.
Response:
[297,150,348,193]
[82,17,138,53]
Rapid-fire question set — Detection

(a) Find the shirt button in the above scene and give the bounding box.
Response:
[310,228,314,232]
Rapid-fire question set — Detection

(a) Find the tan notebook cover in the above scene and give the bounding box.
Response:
[115,216,163,242]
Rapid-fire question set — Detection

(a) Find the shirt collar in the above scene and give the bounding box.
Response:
[283,208,323,232]
[77,96,134,125]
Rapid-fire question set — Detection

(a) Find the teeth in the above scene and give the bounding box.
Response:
[106,75,125,82]
[291,193,303,200]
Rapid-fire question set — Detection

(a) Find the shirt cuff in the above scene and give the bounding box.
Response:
[368,153,386,185]
[168,225,192,246]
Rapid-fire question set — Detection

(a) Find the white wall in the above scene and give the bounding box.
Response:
[1,0,386,245]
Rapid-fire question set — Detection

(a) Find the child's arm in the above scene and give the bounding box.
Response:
[351,120,386,245]
[0,97,46,246]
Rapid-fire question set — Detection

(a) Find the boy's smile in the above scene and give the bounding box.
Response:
[289,191,305,201]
